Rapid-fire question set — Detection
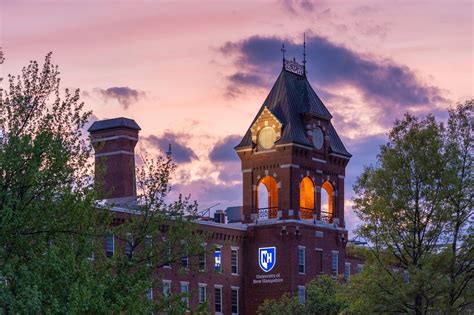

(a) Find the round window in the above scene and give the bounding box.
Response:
[258,127,276,149]
[312,127,324,149]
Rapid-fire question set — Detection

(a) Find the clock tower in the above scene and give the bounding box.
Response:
[235,58,351,226]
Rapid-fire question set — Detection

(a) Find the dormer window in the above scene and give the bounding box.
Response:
[312,127,324,149]
[258,127,276,149]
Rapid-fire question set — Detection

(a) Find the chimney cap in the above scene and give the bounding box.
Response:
[88,117,141,133]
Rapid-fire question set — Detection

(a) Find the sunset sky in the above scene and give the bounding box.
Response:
[2,0,473,233]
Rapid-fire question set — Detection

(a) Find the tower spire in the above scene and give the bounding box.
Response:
[303,33,307,77]
[281,43,286,68]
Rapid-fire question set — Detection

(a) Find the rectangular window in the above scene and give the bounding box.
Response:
[198,284,207,304]
[331,251,339,275]
[163,239,171,268]
[125,233,133,260]
[316,248,323,274]
[298,246,305,274]
[199,244,207,271]
[344,262,351,280]
[106,234,114,258]
[147,287,153,301]
[180,282,189,307]
[357,264,363,273]
[214,247,222,272]
[231,287,239,314]
[231,248,238,275]
[162,280,171,297]
[215,286,222,313]
[181,241,188,269]
[298,286,305,304]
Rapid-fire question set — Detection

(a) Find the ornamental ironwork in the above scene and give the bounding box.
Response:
[284,58,305,76]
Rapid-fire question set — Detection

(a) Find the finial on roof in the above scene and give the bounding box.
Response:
[281,43,286,68]
[303,33,307,77]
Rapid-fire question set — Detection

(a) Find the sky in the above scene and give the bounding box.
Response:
[1,0,473,234]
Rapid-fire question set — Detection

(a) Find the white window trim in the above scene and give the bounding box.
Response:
[298,246,306,275]
[231,247,239,275]
[298,285,305,304]
[344,262,351,280]
[331,250,339,275]
[214,285,223,315]
[147,287,153,301]
[162,280,172,297]
[231,286,240,315]
[198,283,207,304]
[214,247,222,272]
[180,281,189,306]
[106,234,115,257]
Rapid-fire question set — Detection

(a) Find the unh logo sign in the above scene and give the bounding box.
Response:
[259,247,276,272]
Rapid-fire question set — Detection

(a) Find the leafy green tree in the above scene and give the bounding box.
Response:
[258,275,347,315]
[0,53,206,314]
[349,103,473,314]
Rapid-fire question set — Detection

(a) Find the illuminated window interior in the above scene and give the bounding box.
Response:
[257,176,278,219]
[300,177,315,219]
[321,181,333,219]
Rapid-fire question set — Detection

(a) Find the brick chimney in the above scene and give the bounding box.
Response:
[88,117,141,201]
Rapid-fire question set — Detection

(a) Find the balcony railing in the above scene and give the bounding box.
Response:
[258,207,278,220]
[299,207,334,224]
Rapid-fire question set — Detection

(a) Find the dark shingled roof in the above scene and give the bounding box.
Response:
[235,69,351,157]
[88,117,141,132]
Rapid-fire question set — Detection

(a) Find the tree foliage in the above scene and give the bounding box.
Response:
[349,102,473,314]
[258,275,347,315]
[0,53,205,314]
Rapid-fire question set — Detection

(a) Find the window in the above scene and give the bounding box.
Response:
[214,247,222,272]
[106,234,114,258]
[163,239,171,268]
[344,262,351,280]
[147,287,153,301]
[199,244,207,271]
[258,127,276,149]
[357,264,364,273]
[298,286,305,304]
[144,236,153,266]
[162,280,171,297]
[125,233,133,260]
[404,270,410,283]
[331,251,339,275]
[316,248,323,274]
[231,247,238,275]
[181,241,188,269]
[298,246,305,274]
[215,286,223,313]
[257,176,279,219]
[180,282,189,307]
[198,284,207,304]
[300,177,315,219]
[231,287,239,314]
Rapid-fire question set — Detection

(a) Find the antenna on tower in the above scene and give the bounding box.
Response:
[303,33,307,76]
[281,43,286,68]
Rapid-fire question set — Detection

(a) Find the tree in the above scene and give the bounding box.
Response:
[258,275,347,315]
[349,103,473,314]
[0,53,206,313]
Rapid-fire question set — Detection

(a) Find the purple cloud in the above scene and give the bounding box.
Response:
[209,135,241,162]
[143,131,198,164]
[220,34,447,126]
[96,86,145,109]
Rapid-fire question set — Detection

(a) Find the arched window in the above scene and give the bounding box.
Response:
[257,176,278,219]
[300,177,315,219]
[321,181,334,222]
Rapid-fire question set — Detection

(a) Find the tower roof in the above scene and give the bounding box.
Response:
[235,69,351,157]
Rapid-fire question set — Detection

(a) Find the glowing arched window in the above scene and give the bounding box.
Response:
[321,181,334,221]
[257,176,278,219]
[300,177,315,219]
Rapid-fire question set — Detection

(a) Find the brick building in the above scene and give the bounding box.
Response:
[88,58,363,314]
